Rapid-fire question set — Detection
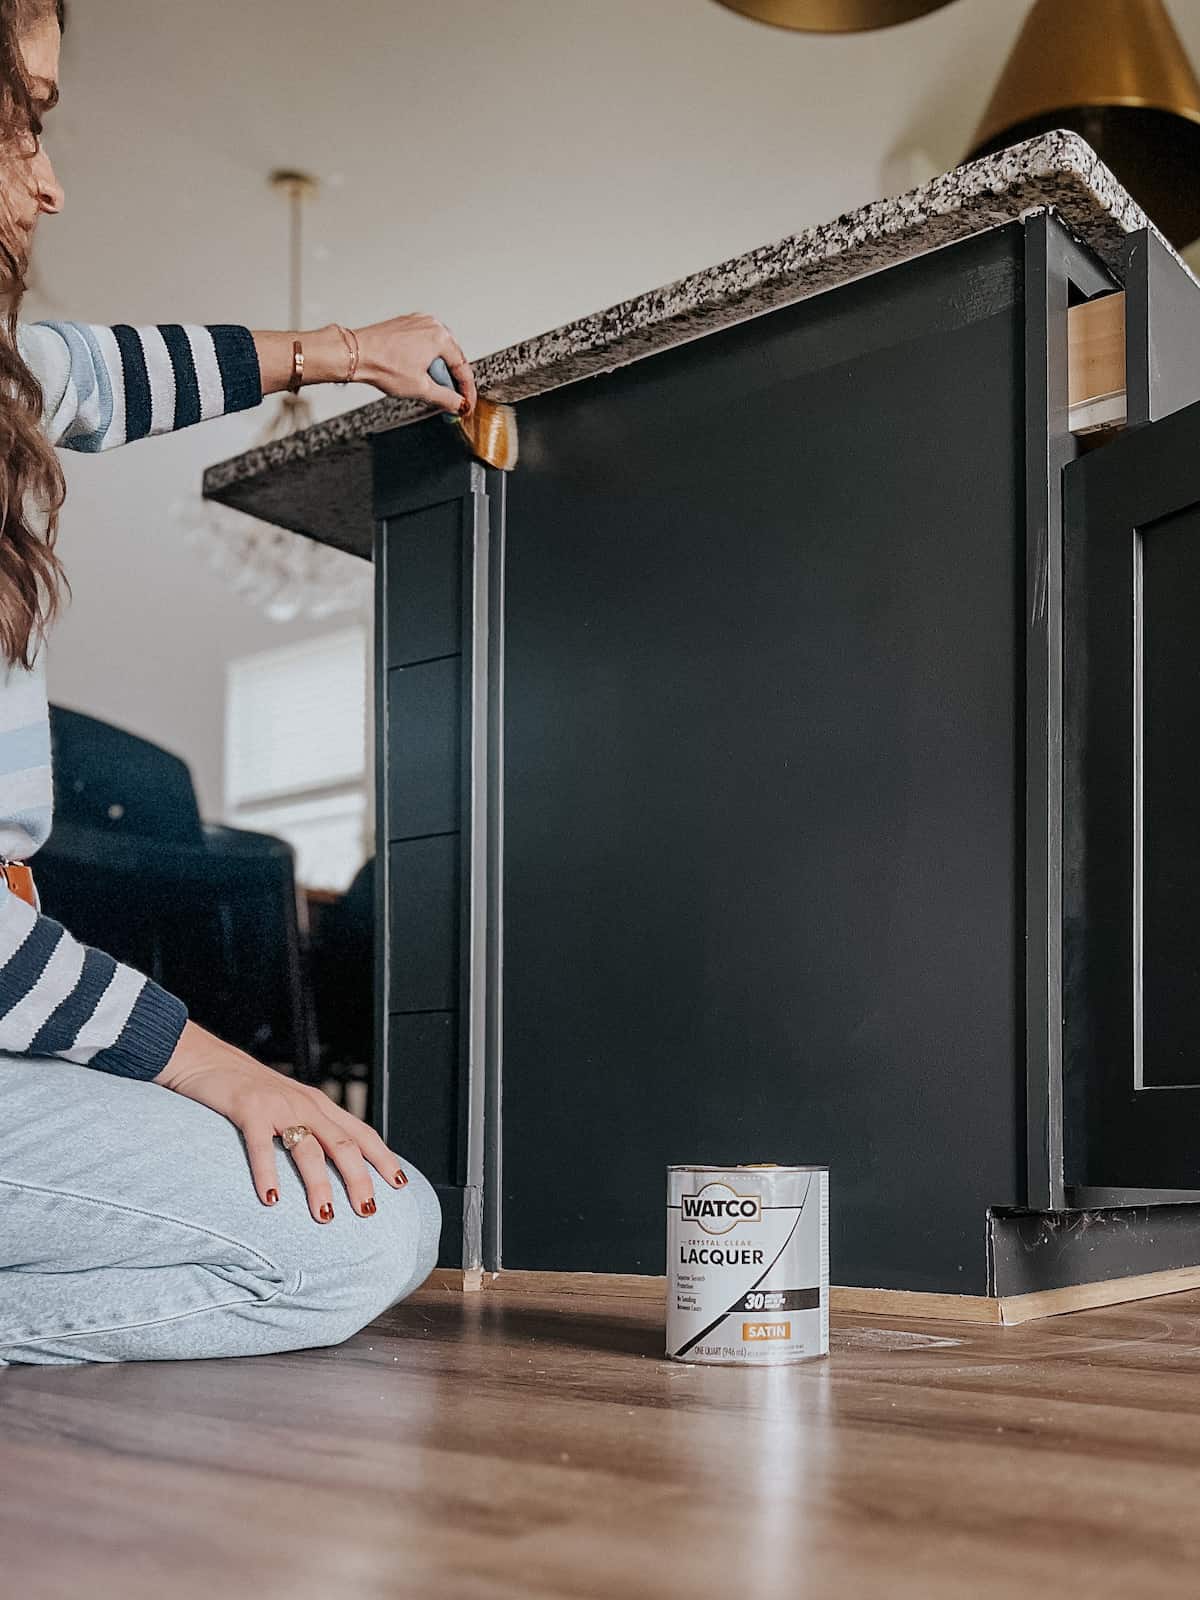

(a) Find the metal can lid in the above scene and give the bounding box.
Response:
[667,1162,829,1173]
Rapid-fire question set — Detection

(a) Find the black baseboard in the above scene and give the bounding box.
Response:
[989,1204,1200,1297]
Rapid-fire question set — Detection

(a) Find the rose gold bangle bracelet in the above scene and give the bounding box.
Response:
[287,338,304,394]
[335,323,360,385]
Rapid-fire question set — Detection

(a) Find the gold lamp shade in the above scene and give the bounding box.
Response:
[968,0,1200,248]
[711,0,958,32]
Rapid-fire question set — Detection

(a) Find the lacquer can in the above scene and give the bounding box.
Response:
[666,1164,829,1365]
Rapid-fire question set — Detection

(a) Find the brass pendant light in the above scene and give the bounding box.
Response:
[711,0,958,33]
[968,0,1200,248]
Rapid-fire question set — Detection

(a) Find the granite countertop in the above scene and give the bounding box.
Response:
[203,131,1163,558]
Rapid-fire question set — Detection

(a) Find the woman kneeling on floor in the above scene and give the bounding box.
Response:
[0,0,476,1364]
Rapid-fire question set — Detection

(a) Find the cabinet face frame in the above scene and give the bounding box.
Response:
[1063,394,1200,1202]
[372,427,504,1270]
[1022,214,1118,1212]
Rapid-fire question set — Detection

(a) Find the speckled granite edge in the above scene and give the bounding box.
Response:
[204,131,1166,549]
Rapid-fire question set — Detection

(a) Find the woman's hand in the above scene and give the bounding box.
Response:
[352,314,478,414]
[155,1021,408,1223]
[253,315,478,416]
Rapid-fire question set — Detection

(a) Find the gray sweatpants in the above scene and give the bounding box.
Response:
[0,1056,440,1364]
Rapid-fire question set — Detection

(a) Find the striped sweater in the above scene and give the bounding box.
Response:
[0,322,262,1080]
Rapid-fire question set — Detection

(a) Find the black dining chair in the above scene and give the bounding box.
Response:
[34,705,317,1080]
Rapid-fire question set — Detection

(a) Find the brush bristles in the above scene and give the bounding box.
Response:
[457,396,519,471]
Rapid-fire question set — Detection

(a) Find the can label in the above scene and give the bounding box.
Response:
[666,1165,829,1364]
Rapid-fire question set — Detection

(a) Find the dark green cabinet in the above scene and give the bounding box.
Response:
[372,216,1200,1298]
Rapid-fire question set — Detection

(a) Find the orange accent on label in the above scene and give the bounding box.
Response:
[743,1320,792,1341]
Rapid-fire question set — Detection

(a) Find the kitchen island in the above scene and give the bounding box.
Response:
[208,133,1200,1318]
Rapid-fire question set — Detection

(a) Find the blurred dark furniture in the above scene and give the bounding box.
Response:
[35,706,316,1079]
[308,856,375,1114]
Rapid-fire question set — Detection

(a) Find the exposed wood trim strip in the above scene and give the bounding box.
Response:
[426,1267,486,1293]
[997,1264,1200,1325]
[422,1263,1200,1325]
[482,1270,666,1300]
[831,1287,1002,1324]
[1068,291,1126,435]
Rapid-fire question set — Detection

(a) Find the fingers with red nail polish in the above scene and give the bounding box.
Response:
[162,1016,415,1219]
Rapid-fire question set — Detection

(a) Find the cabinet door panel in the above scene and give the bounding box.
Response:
[387,1011,460,1184]
[1142,508,1200,1088]
[387,835,460,1013]
[385,499,463,667]
[1065,396,1200,1188]
[387,658,462,840]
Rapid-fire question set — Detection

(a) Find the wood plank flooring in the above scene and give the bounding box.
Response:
[6,1284,1200,1599]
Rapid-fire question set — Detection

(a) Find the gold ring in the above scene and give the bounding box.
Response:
[280,1124,313,1153]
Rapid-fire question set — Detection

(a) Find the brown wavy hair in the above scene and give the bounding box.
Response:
[0,0,67,670]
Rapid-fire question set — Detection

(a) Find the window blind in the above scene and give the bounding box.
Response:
[225,626,367,810]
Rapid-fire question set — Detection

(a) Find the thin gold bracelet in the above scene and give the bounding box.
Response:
[334,323,360,385]
[287,338,304,394]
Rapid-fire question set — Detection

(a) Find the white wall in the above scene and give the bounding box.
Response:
[25,0,1200,818]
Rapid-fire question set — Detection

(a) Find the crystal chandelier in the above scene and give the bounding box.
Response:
[171,170,370,624]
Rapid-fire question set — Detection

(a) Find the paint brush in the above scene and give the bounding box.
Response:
[428,357,519,471]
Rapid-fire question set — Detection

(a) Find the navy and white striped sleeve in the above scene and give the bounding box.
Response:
[0,887,186,1079]
[18,322,262,452]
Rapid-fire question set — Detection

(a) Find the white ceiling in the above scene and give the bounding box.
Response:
[26,0,1200,818]
[37,0,1200,359]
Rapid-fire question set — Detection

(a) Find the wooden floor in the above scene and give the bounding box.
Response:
[6,1286,1200,1600]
